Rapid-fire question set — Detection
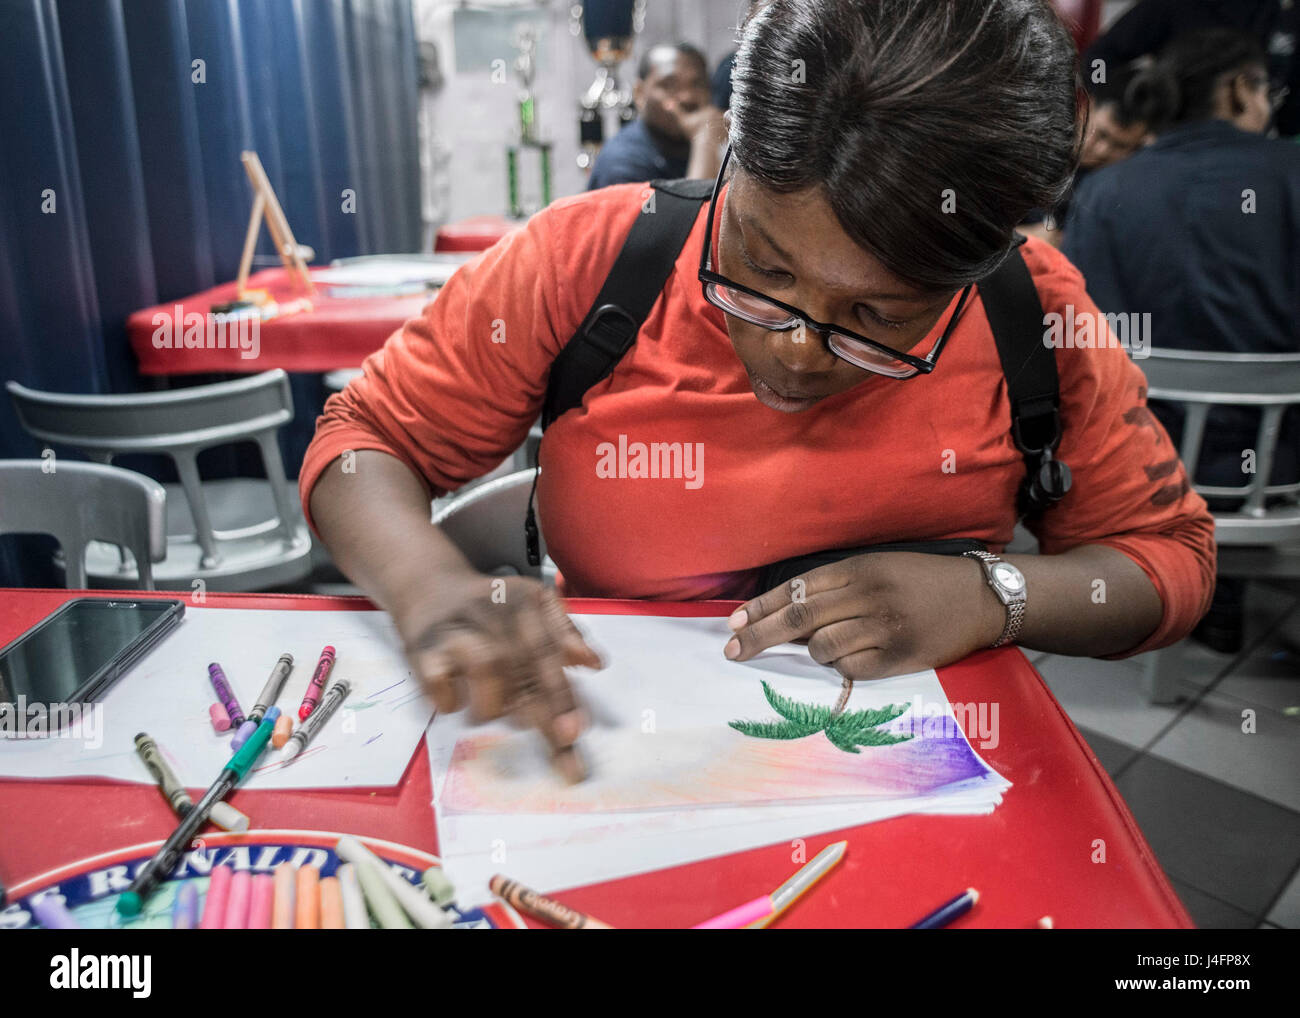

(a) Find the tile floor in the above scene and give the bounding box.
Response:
[1028,581,1300,929]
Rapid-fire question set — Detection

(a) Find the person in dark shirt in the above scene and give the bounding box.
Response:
[587,42,726,190]
[1085,0,1299,136]
[1065,28,1300,652]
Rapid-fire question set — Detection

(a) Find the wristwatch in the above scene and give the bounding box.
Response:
[962,551,1027,648]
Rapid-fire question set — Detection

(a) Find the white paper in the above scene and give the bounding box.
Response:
[428,614,1009,894]
[313,257,468,288]
[0,607,431,790]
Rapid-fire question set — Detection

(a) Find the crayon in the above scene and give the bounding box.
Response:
[116,710,279,917]
[135,732,250,833]
[232,653,293,750]
[489,874,612,930]
[31,895,79,929]
[336,835,449,929]
[272,713,294,749]
[319,877,345,929]
[271,862,296,929]
[299,645,336,720]
[134,732,192,816]
[172,881,199,929]
[209,702,231,732]
[224,870,252,929]
[248,874,274,929]
[208,662,246,727]
[200,866,234,929]
[336,863,369,930]
[295,866,321,929]
[909,887,980,930]
[282,679,352,762]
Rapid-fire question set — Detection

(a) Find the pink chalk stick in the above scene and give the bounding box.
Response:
[199,866,234,929]
[247,874,275,929]
[223,870,252,929]
[691,894,773,930]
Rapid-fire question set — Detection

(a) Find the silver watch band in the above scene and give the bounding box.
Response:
[964,550,1025,648]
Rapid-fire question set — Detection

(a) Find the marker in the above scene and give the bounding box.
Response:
[909,887,980,929]
[31,895,79,929]
[172,881,198,929]
[336,863,369,930]
[248,874,274,929]
[133,732,249,832]
[299,646,336,720]
[691,841,846,930]
[282,679,352,762]
[232,653,293,750]
[199,866,234,929]
[320,876,345,929]
[489,874,612,930]
[271,862,296,929]
[116,709,279,917]
[295,866,321,929]
[272,713,294,749]
[336,835,449,928]
[208,662,246,727]
[224,870,252,929]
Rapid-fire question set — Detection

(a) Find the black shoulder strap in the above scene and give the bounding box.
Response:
[979,243,1072,518]
[540,178,713,430]
[526,177,711,564]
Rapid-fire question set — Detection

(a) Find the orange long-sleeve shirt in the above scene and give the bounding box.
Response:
[300,183,1216,655]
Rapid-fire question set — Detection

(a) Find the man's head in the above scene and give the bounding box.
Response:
[1127,29,1272,135]
[1080,63,1150,170]
[634,43,711,141]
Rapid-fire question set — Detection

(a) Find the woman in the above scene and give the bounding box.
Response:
[303,0,1215,778]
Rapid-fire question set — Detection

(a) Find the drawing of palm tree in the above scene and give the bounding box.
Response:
[729,680,913,754]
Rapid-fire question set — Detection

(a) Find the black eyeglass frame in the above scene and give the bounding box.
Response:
[697,144,974,378]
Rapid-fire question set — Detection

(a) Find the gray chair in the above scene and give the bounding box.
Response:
[432,469,555,583]
[1134,349,1300,701]
[0,460,166,589]
[6,371,311,592]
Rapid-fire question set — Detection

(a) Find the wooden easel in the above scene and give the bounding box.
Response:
[235,150,316,300]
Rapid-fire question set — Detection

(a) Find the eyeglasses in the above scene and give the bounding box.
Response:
[697,144,973,379]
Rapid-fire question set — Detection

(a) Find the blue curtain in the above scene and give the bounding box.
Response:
[0,0,422,586]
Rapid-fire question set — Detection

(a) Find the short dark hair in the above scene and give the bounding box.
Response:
[1126,29,1268,132]
[1086,60,1146,127]
[637,42,709,82]
[729,0,1079,290]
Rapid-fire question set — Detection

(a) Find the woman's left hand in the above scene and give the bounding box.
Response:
[723,552,1007,680]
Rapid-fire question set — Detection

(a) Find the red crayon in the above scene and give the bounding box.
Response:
[298,646,336,721]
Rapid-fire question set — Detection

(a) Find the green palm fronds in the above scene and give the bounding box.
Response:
[728,680,913,754]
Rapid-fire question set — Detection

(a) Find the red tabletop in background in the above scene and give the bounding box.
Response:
[126,267,430,376]
[0,588,1192,928]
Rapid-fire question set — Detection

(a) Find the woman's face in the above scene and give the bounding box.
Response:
[716,171,962,413]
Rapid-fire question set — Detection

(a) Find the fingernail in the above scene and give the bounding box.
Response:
[727,608,747,631]
[724,638,740,660]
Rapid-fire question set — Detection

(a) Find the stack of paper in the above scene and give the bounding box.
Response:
[427,613,1010,897]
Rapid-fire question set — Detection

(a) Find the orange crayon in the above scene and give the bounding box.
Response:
[489,874,612,930]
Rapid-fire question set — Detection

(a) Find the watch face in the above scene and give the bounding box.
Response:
[992,562,1025,594]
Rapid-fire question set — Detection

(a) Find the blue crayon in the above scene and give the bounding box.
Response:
[909,887,980,929]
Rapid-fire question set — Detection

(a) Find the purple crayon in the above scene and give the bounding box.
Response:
[298,646,336,721]
[31,895,80,929]
[208,663,246,728]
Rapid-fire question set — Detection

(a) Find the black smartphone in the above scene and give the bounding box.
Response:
[0,597,184,707]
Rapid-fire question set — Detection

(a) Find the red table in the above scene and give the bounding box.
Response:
[0,589,1192,928]
[126,268,431,376]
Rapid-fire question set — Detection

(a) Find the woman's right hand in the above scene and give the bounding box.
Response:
[392,570,605,783]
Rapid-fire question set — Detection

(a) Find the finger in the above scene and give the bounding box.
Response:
[831,647,896,682]
[443,630,511,723]
[725,588,861,662]
[515,600,586,746]
[408,646,462,714]
[805,618,888,667]
[542,591,605,670]
[727,563,854,632]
